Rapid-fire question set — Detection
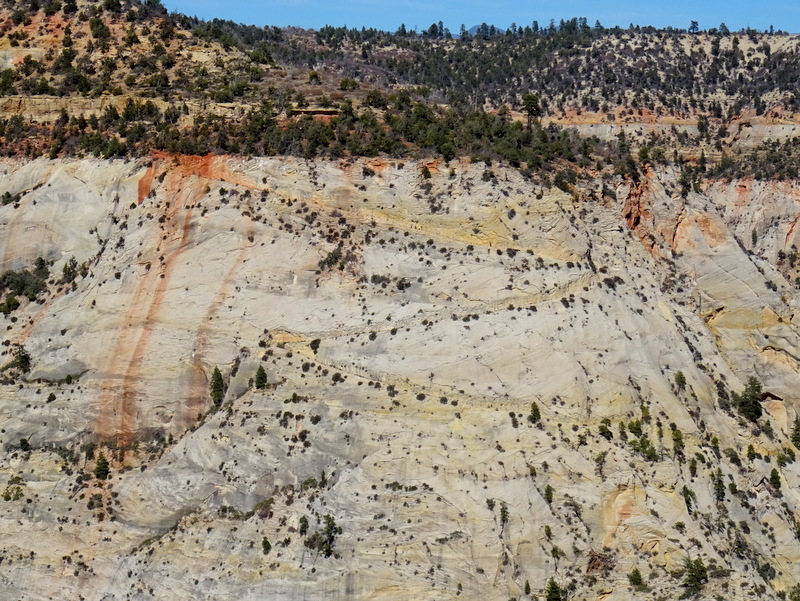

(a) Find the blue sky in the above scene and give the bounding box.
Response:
[162,0,800,34]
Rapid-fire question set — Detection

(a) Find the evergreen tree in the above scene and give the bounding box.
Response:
[522,92,541,130]
[736,376,762,422]
[628,568,644,587]
[713,468,725,502]
[5,344,31,372]
[682,558,708,596]
[770,467,782,493]
[791,417,800,448]
[255,365,268,389]
[528,402,541,424]
[210,367,225,406]
[545,578,563,601]
[94,452,110,480]
[675,370,686,390]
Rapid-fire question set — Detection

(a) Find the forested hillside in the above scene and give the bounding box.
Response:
[1,2,800,180]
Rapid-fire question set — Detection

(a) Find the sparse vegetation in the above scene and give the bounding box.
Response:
[305,514,339,557]
[0,258,49,314]
[0,5,798,599]
[3,344,31,373]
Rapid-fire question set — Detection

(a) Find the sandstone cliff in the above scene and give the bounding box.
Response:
[1,157,800,600]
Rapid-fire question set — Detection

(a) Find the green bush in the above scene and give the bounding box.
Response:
[628,567,644,587]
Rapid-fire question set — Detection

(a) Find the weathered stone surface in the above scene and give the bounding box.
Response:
[0,157,799,600]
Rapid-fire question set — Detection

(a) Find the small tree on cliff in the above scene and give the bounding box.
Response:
[545,578,564,601]
[770,467,782,494]
[675,371,686,391]
[792,417,800,448]
[735,376,762,422]
[210,367,225,406]
[528,401,541,424]
[255,365,268,389]
[94,452,110,480]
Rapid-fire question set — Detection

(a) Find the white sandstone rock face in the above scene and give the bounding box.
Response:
[0,157,799,600]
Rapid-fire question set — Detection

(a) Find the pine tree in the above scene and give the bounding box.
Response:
[713,468,725,502]
[94,452,110,480]
[545,578,563,601]
[736,376,762,422]
[675,370,686,390]
[791,417,800,448]
[210,367,225,406]
[770,467,782,493]
[255,365,268,389]
[522,92,541,130]
[528,402,541,424]
[682,558,707,596]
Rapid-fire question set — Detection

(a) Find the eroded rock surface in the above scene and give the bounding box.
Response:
[1,157,800,600]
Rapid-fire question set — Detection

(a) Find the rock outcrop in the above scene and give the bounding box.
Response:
[1,156,800,600]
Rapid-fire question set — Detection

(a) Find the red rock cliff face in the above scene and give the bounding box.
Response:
[620,171,660,257]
